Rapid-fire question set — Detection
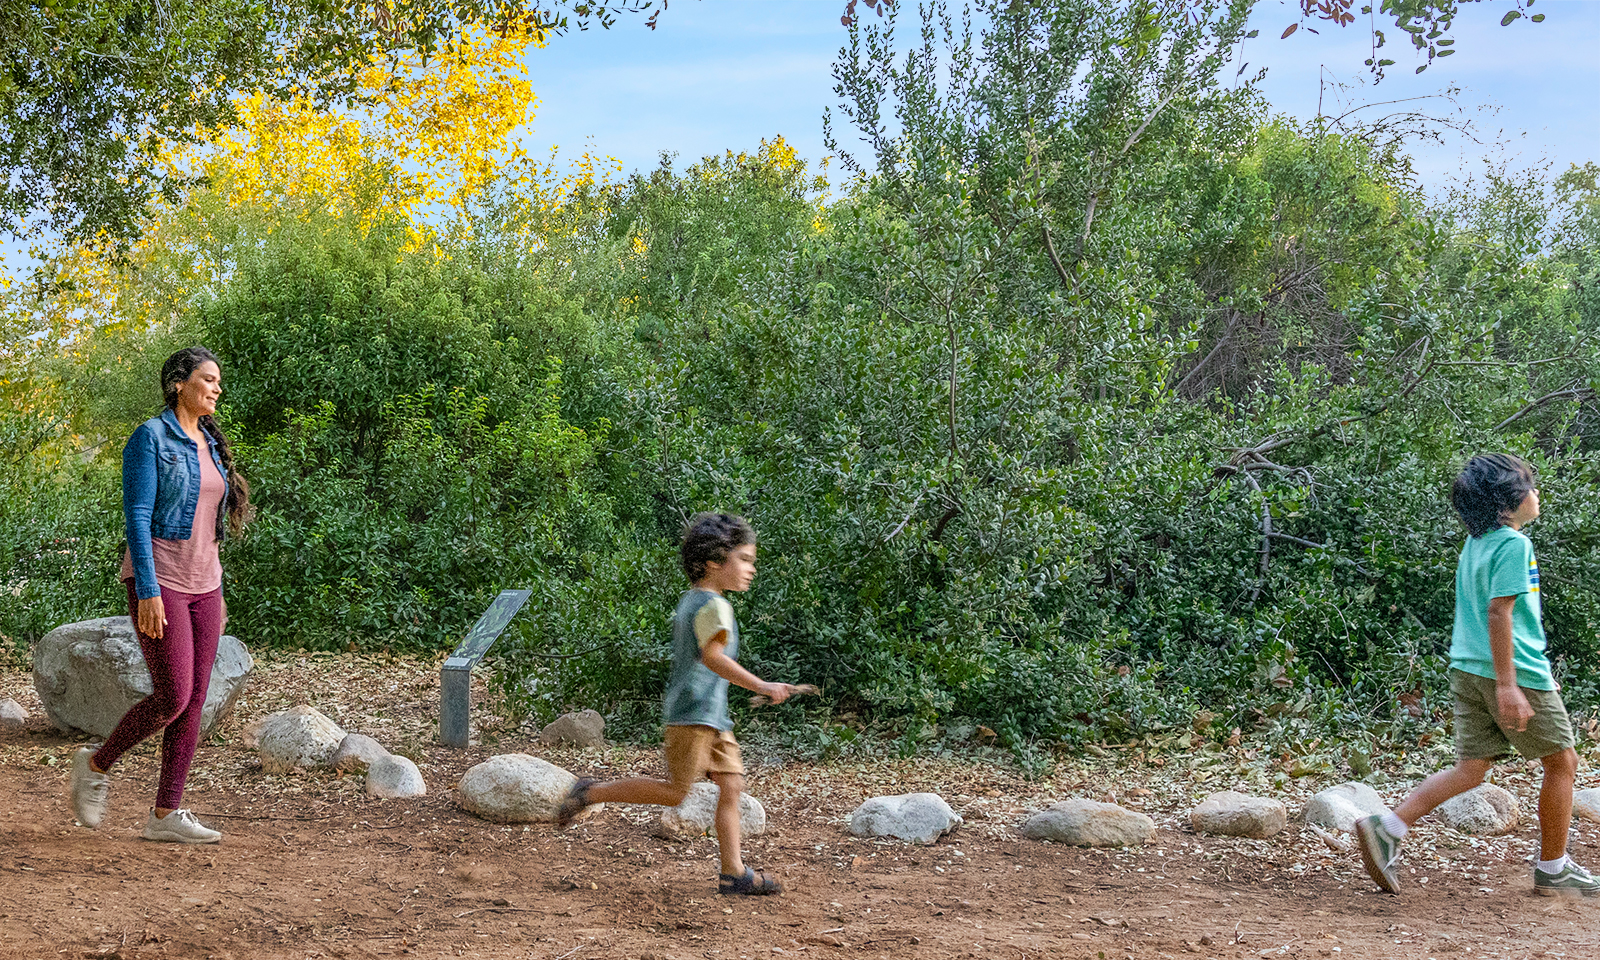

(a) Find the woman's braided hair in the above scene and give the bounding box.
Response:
[161,347,255,537]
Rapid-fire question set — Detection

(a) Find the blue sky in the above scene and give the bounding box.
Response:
[524,0,1600,193]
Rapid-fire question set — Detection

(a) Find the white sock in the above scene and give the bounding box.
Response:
[1379,810,1408,838]
[1537,855,1569,874]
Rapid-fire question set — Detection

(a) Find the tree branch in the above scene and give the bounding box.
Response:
[1495,384,1597,432]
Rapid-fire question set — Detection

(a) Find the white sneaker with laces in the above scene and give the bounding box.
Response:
[141,808,222,844]
[69,746,111,828]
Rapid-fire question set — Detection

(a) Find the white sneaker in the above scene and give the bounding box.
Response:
[69,747,111,828]
[141,809,221,844]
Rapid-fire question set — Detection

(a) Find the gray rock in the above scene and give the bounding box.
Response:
[655,781,767,839]
[1020,799,1155,847]
[32,616,252,739]
[457,754,600,823]
[1435,783,1518,835]
[1190,790,1287,839]
[366,755,427,799]
[1303,781,1388,834]
[0,697,26,730]
[332,733,390,773]
[847,793,962,844]
[254,705,346,774]
[540,709,606,748]
[1574,788,1600,823]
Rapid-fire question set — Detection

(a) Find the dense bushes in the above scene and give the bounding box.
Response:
[4,0,1598,757]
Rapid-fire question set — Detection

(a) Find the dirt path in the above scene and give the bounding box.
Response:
[5,655,1600,960]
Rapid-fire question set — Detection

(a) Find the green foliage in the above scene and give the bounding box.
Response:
[4,0,1597,769]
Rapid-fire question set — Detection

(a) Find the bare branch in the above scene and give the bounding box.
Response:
[1495,384,1598,432]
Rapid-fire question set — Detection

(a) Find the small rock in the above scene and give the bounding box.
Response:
[254,705,346,774]
[1190,790,1287,839]
[366,755,427,799]
[32,616,252,738]
[1020,798,1154,847]
[846,793,962,844]
[1574,788,1600,823]
[1435,783,1518,835]
[332,733,390,773]
[540,709,606,748]
[0,697,26,730]
[656,781,767,839]
[1303,781,1388,833]
[457,754,600,823]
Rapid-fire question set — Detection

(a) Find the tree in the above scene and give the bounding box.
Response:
[0,0,659,250]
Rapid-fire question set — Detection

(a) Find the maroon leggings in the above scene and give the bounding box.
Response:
[94,581,222,809]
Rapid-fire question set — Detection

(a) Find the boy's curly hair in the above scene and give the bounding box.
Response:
[681,512,756,583]
[1452,453,1536,538]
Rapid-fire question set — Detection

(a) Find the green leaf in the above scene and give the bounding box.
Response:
[1531,13,1545,23]
[1435,48,1454,57]
[1501,10,1522,26]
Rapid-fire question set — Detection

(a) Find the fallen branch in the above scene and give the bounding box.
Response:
[452,906,544,918]
[1495,384,1597,432]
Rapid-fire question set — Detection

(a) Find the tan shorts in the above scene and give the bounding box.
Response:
[664,724,744,789]
[1450,669,1574,762]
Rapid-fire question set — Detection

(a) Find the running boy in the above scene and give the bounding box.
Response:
[1356,454,1599,897]
[556,512,804,896]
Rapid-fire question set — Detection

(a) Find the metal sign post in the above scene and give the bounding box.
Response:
[440,589,532,748]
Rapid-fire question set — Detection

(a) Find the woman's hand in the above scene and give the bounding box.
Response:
[138,595,167,640]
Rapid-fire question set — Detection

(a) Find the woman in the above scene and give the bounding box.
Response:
[70,347,253,842]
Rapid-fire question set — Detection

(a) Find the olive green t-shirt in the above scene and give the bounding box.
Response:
[663,589,739,730]
[1448,525,1555,691]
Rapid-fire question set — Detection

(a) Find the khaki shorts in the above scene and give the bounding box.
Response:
[664,724,744,789]
[1450,669,1574,762]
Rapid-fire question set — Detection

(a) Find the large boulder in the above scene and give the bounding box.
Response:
[366,755,427,799]
[254,705,346,774]
[332,733,391,774]
[847,793,962,844]
[457,754,599,823]
[1574,788,1600,823]
[32,616,252,739]
[540,710,607,748]
[1435,783,1518,835]
[1190,791,1288,839]
[1020,799,1154,847]
[656,781,767,839]
[1303,782,1388,834]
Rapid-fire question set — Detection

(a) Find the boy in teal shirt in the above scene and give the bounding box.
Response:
[556,513,807,896]
[1357,454,1598,897]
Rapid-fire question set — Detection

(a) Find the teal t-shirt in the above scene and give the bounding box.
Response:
[1448,525,1554,691]
[662,588,739,730]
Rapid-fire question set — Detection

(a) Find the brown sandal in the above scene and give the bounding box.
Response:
[718,867,783,896]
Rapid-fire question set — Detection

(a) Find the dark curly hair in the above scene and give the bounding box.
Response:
[1451,453,1536,538]
[681,512,756,583]
[161,347,255,537]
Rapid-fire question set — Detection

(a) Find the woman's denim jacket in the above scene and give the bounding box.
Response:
[123,409,230,600]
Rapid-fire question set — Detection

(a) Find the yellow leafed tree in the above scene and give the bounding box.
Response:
[207,25,543,227]
[5,25,554,442]
[20,25,544,336]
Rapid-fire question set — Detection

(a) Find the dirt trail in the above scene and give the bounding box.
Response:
[4,656,1600,960]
